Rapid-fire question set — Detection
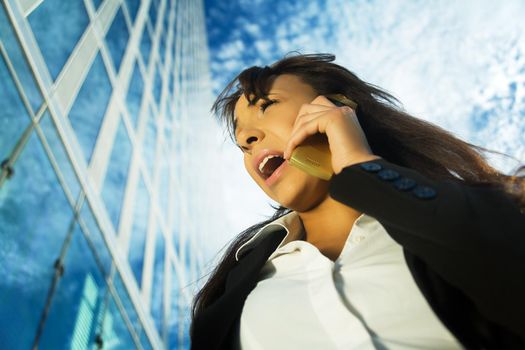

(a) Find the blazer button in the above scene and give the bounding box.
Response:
[393,177,416,191]
[377,169,400,181]
[412,186,437,199]
[360,162,382,172]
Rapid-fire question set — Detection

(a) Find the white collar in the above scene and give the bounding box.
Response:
[234,211,374,262]
[235,211,305,261]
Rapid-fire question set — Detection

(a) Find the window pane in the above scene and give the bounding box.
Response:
[125,0,140,24]
[101,118,132,230]
[0,52,32,163]
[106,7,129,73]
[140,26,152,68]
[180,303,192,349]
[168,264,180,349]
[92,0,103,10]
[153,64,162,106]
[28,0,89,80]
[112,271,142,335]
[163,112,173,144]
[159,30,167,65]
[68,53,112,163]
[0,6,42,112]
[159,150,170,221]
[0,132,73,349]
[128,174,149,286]
[126,60,144,127]
[98,293,137,349]
[38,224,107,349]
[163,1,170,31]
[169,69,175,97]
[80,200,113,274]
[150,229,165,335]
[39,111,81,200]
[143,106,158,175]
[148,1,159,30]
[140,330,154,350]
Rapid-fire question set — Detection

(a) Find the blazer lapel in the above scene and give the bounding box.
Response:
[191,228,287,350]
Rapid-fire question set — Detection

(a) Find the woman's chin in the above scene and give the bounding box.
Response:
[264,171,330,211]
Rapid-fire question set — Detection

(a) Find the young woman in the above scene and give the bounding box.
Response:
[190,53,525,349]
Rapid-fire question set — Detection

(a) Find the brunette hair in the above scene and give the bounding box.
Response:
[190,53,525,338]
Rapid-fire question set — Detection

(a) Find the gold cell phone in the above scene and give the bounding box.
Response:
[288,94,358,180]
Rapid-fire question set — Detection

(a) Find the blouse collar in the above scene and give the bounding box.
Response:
[235,211,305,261]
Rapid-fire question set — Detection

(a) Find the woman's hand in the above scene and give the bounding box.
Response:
[283,95,381,175]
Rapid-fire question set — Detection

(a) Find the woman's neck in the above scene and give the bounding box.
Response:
[297,196,362,261]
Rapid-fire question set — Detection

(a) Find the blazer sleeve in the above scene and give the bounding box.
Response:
[329,157,525,337]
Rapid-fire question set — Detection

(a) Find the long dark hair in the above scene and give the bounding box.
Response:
[190,53,525,338]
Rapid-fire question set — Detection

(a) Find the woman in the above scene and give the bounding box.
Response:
[190,53,525,349]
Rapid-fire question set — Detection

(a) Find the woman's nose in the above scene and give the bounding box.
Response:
[238,129,265,149]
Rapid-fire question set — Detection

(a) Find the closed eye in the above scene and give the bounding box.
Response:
[260,99,277,112]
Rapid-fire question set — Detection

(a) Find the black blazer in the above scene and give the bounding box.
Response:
[192,158,525,349]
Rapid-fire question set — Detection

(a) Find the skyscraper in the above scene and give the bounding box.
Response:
[0,0,212,348]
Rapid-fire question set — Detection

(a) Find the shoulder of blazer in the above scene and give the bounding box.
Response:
[191,228,286,350]
[329,157,525,340]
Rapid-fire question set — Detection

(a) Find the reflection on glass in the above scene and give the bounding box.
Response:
[159,150,170,221]
[149,0,159,30]
[106,7,129,73]
[39,112,81,200]
[0,132,72,349]
[159,30,167,65]
[140,26,152,68]
[101,118,132,230]
[169,69,175,97]
[128,174,150,286]
[79,199,113,274]
[99,292,137,348]
[150,229,165,335]
[112,270,142,335]
[0,52,32,163]
[27,0,89,80]
[143,106,158,175]
[125,0,140,24]
[68,53,112,163]
[180,303,192,349]
[92,0,103,10]
[163,111,173,144]
[0,6,42,112]
[126,60,144,127]
[38,224,107,349]
[140,330,154,350]
[169,264,180,349]
[163,1,171,31]
[153,65,162,105]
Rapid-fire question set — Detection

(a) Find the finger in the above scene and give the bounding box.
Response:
[291,110,328,136]
[284,117,329,159]
[296,101,333,118]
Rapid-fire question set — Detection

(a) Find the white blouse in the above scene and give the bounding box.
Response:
[233,211,463,350]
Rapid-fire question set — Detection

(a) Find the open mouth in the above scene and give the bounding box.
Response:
[258,155,286,180]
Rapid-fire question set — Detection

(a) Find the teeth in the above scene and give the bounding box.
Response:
[259,154,280,173]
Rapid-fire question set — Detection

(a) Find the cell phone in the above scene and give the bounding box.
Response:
[288,94,358,180]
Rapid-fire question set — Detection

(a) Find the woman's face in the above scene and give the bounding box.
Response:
[233,74,330,211]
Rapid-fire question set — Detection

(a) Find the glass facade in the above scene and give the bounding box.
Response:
[0,0,212,348]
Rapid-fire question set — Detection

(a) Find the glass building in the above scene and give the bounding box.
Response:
[0,0,213,348]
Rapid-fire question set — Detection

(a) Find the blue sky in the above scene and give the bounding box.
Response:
[201,0,525,254]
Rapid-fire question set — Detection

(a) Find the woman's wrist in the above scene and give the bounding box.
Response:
[334,155,382,175]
